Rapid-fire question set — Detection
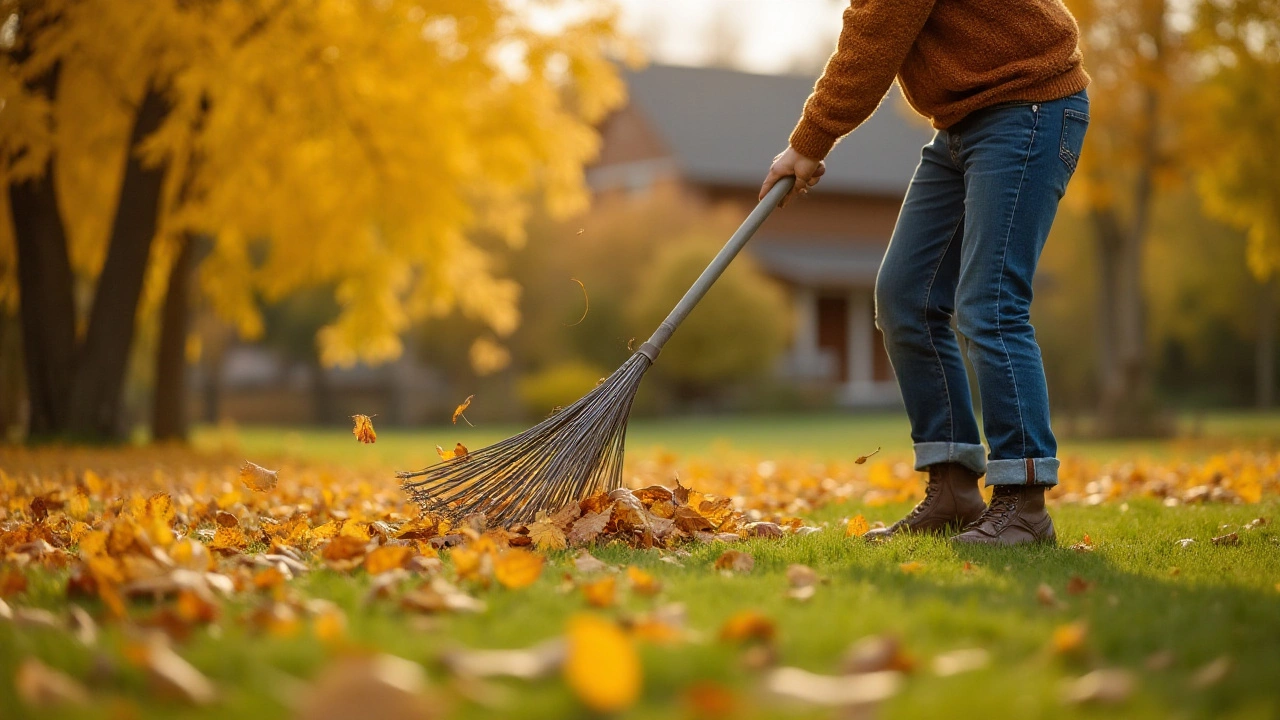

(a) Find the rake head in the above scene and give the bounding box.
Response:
[397,352,652,527]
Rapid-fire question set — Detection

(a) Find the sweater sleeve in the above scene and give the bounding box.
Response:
[789,0,937,160]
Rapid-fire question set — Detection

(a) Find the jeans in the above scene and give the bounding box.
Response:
[874,89,1089,487]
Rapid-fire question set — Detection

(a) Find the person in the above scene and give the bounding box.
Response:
[760,0,1091,546]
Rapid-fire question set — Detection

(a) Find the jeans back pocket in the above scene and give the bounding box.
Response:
[1059,108,1089,173]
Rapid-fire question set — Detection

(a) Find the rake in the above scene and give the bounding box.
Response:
[399,176,797,526]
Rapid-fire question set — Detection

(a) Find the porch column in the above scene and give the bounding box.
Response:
[791,286,820,379]
[847,288,874,398]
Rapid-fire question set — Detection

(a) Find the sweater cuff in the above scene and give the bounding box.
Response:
[788,115,839,161]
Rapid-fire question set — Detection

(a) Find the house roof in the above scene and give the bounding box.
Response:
[623,64,934,196]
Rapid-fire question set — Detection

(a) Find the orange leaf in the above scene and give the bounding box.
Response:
[1052,621,1088,654]
[626,566,662,596]
[436,443,469,462]
[452,395,474,425]
[564,615,640,713]
[845,515,869,537]
[854,447,881,464]
[209,525,247,553]
[365,545,413,575]
[493,549,544,589]
[582,575,616,607]
[351,414,377,444]
[713,550,754,573]
[239,461,279,492]
[719,610,776,643]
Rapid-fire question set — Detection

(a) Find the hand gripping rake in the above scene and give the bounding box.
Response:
[399,176,797,526]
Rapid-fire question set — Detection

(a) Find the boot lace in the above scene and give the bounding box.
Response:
[899,472,942,524]
[973,487,1019,530]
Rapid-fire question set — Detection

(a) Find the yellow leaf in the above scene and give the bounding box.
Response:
[564,615,640,713]
[239,461,279,492]
[898,561,925,575]
[626,566,661,596]
[845,514,869,537]
[582,575,616,608]
[493,549,544,589]
[209,525,247,553]
[527,521,568,552]
[1052,621,1088,654]
[436,443,470,462]
[351,414,377,444]
[365,545,413,575]
[312,604,347,644]
[452,395,474,425]
[451,546,486,582]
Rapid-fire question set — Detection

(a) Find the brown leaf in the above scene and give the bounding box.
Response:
[1036,583,1061,607]
[684,681,736,719]
[573,551,608,574]
[451,395,474,425]
[0,567,28,597]
[854,447,881,464]
[15,658,90,708]
[297,655,435,720]
[1211,532,1240,546]
[239,461,279,492]
[743,522,783,538]
[1061,669,1134,705]
[844,635,916,675]
[567,509,611,545]
[673,506,714,534]
[1066,575,1094,595]
[786,564,819,589]
[351,414,377,444]
[714,550,754,574]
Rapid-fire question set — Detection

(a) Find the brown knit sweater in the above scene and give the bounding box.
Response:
[789,0,1091,160]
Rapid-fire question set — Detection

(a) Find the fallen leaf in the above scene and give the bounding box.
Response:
[714,550,754,573]
[296,654,435,720]
[1066,575,1094,595]
[451,396,474,426]
[312,603,348,644]
[1069,533,1095,552]
[854,448,881,464]
[843,635,915,674]
[443,638,566,680]
[239,461,279,492]
[786,564,819,588]
[572,550,608,574]
[1211,532,1240,546]
[626,566,662,596]
[564,615,640,713]
[845,515,869,537]
[1036,583,1061,607]
[567,510,611,546]
[365,545,414,575]
[493,549,544,589]
[351,414,377,444]
[527,522,567,552]
[764,667,903,707]
[436,443,469,462]
[1176,538,1195,548]
[582,575,616,608]
[1061,669,1134,705]
[15,658,90,708]
[932,648,990,677]
[1243,517,1268,530]
[719,610,776,644]
[1051,621,1088,654]
[1191,656,1232,688]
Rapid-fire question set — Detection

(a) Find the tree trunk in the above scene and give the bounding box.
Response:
[10,62,77,441]
[1257,278,1275,410]
[152,233,196,442]
[66,88,171,441]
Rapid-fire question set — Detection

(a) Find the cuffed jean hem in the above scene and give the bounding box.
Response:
[913,442,987,477]
[985,457,1060,487]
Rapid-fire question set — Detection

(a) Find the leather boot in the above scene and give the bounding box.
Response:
[951,485,1056,546]
[863,462,986,541]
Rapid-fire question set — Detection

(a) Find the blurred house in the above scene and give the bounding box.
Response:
[590,65,932,406]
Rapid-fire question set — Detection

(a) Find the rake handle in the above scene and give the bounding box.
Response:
[637,175,796,362]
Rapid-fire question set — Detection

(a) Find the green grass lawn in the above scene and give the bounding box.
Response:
[3,500,1278,719]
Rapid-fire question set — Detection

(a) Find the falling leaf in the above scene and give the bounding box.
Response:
[763,667,903,707]
[452,395,475,426]
[493,549,544,589]
[296,654,435,720]
[436,443,469,462]
[845,515,869,537]
[582,575,616,608]
[565,278,588,327]
[351,414,377,444]
[932,648,990,676]
[854,448,881,464]
[365,545,414,575]
[626,566,661,596]
[564,615,640,713]
[1211,532,1240,546]
[899,561,925,575]
[719,610,776,643]
[1061,669,1135,705]
[714,550,754,573]
[239,461,279,492]
[15,658,90,708]
[527,521,568,552]
[1051,621,1088,654]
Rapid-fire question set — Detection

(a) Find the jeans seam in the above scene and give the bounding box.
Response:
[923,215,964,447]
[996,108,1038,460]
